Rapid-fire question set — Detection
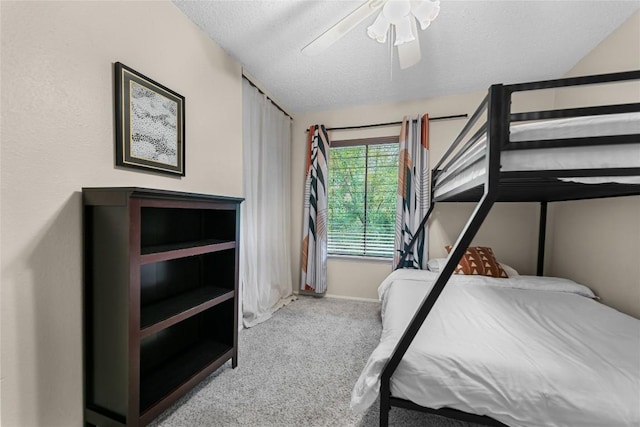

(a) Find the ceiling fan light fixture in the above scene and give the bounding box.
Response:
[411,0,440,28]
[394,17,415,46]
[367,10,391,43]
[382,0,411,21]
[416,19,431,30]
[310,0,439,68]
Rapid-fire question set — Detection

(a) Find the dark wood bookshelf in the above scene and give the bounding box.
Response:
[140,287,234,336]
[83,187,242,427]
[139,340,232,412]
[141,239,235,258]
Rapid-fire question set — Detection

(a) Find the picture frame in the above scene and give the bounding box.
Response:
[114,62,185,176]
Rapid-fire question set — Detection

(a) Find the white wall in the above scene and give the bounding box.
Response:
[291,91,553,300]
[547,12,640,318]
[1,1,243,425]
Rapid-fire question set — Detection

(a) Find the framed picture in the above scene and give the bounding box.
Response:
[114,62,185,176]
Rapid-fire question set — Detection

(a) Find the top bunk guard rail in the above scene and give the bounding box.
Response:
[505,69,640,92]
[433,123,489,187]
[432,70,640,203]
[381,71,640,426]
[433,93,489,174]
[431,97,491,193]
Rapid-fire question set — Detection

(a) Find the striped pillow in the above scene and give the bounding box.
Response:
[445,246,508,278]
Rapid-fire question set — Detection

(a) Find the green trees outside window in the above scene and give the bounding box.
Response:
[327,143,398,258]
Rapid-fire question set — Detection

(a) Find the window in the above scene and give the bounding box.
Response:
[327,137,399,258]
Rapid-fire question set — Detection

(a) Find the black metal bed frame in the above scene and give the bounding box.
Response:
[380,70,640,427]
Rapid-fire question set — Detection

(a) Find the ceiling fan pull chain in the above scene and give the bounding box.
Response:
[389,26,394,81]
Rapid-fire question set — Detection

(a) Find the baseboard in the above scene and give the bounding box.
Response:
[324,293,379,303]
[293,291,379,303]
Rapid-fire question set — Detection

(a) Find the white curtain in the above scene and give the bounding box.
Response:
[240,79,294,328]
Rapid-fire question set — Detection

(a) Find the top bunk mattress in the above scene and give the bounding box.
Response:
[434,112,640,198]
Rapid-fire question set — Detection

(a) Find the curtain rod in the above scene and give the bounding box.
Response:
[242,75,293,120]
[305,114,468,133]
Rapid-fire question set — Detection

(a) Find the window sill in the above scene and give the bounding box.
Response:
[328,254,393,264]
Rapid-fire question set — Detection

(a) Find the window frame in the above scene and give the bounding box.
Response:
[327,135,399,260]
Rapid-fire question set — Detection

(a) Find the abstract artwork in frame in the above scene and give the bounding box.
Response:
[114,62,185,176]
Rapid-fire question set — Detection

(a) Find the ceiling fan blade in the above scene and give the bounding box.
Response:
[397,39,421,69]
[302,0,387,56]
[397,19,421,69]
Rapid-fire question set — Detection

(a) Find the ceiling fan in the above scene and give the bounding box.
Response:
[302,0,441,69]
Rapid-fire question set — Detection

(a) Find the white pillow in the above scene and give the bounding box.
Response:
[427,257,519,277]
[427,258,447,272]
[500,263,519,277]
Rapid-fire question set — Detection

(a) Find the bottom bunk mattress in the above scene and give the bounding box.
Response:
[350,269,640,427]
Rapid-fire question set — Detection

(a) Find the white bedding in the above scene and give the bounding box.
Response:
[434,112,640,198]
[350,269,640,427]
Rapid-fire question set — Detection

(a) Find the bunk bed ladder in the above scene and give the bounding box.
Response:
[380,83,509,427]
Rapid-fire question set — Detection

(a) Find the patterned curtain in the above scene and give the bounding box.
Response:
[301,125,330,294]
[394,114,430,269]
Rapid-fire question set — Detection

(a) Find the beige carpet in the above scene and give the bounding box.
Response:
[150,296,481,427]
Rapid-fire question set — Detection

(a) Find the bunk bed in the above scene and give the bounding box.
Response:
[350,70,640,427]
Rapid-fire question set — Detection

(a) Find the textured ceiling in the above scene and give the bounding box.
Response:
[172,1,639,114]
